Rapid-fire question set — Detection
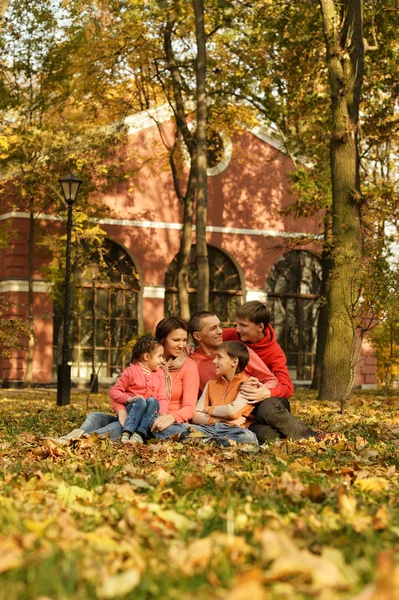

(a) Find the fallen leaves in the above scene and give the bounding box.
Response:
[354,477,390,493]
[170,532,251,576]
[97,568,141,599]
[258,529,359,592]
[1,389,399,599]
[0,535,23,573]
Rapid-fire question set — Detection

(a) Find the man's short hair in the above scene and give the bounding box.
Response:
[188,311,217,336]
[218,341,249,374]
[236,301,271,328]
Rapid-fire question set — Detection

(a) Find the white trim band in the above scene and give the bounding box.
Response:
[246,290,268,303]
[0,280,52,293]
[1,212,322,240]
[143,286,165,299]
[124,104,174,134]
[250,126,286,153]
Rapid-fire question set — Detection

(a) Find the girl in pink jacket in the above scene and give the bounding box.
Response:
[109,335,167,444]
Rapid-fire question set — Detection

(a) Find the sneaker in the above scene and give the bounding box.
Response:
[58,428,85,441]
[121,432,131,444]
[178,430,192,442]
[131,432,144,444]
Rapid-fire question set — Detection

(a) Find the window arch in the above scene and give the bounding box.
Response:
[53,239,140,380]
[164,245,243,326]
[266,250,322,381]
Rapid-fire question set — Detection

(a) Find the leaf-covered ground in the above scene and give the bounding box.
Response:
[1,390,399,600]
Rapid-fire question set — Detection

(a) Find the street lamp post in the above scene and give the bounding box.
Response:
[57,172,83,406]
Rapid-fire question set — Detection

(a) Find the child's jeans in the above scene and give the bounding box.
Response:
[190,423,258,444]
[154,423,258,445]
[124,397,159,438]
[153,423,190,439]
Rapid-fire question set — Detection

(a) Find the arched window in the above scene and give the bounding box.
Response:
[164,245,243,326]
[266,250,322,381]
[53,239,140,380]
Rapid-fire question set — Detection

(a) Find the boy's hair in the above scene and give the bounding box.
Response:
[131,335,162,364]
[188,311,217,336]
[236,300,271,328]
[155,316,189,341]
[218,341,249,374]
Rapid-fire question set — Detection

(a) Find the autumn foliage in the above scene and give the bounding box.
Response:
[1,389,399,599]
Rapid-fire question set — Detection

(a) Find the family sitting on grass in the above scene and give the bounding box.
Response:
[59,301,323,447]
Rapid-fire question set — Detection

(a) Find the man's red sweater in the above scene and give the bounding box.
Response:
[222,325,294,399]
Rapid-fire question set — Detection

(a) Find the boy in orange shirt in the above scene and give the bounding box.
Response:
[190,341,261,445]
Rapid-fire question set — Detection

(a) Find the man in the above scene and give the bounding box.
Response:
[189,305,318,443]
[189,311,277,394]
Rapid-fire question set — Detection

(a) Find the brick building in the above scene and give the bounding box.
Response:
[0,105,376,388]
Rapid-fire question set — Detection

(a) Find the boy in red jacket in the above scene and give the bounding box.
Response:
[222,301,317,443]
[189,311,278,394]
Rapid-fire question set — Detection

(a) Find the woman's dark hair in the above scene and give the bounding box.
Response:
[155,316,189,342]
[131,335,162,364]
[218,341,250,374]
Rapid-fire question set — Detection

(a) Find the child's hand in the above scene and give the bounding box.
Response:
[230,416,246,427]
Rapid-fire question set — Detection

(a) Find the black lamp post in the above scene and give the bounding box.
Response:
[57,172,83,406]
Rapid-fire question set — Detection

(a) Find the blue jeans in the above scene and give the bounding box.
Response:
[153,423,190,439]
[124,397,159,437]
[80,412,122,441]
[190,423,258,444]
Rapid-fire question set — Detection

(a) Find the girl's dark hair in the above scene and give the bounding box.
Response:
[131,335,162,364]
[218,341,250,374]
[155,316,189,342]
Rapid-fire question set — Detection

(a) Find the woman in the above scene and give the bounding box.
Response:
[151,316,199,438]
[58,317,199,442]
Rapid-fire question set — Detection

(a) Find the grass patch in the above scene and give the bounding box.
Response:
[1,389,399,598]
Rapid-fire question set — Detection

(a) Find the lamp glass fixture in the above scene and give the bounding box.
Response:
[59,172,83,205]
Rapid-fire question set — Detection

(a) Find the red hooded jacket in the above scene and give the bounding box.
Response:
[222,325,294,399]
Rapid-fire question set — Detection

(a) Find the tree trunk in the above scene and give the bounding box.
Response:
[25,197,35,386]
[164,20,198,318]
[177,177,195,320]
[318,0,364,401]
[192,0,209,312]
[311,217,332,390]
